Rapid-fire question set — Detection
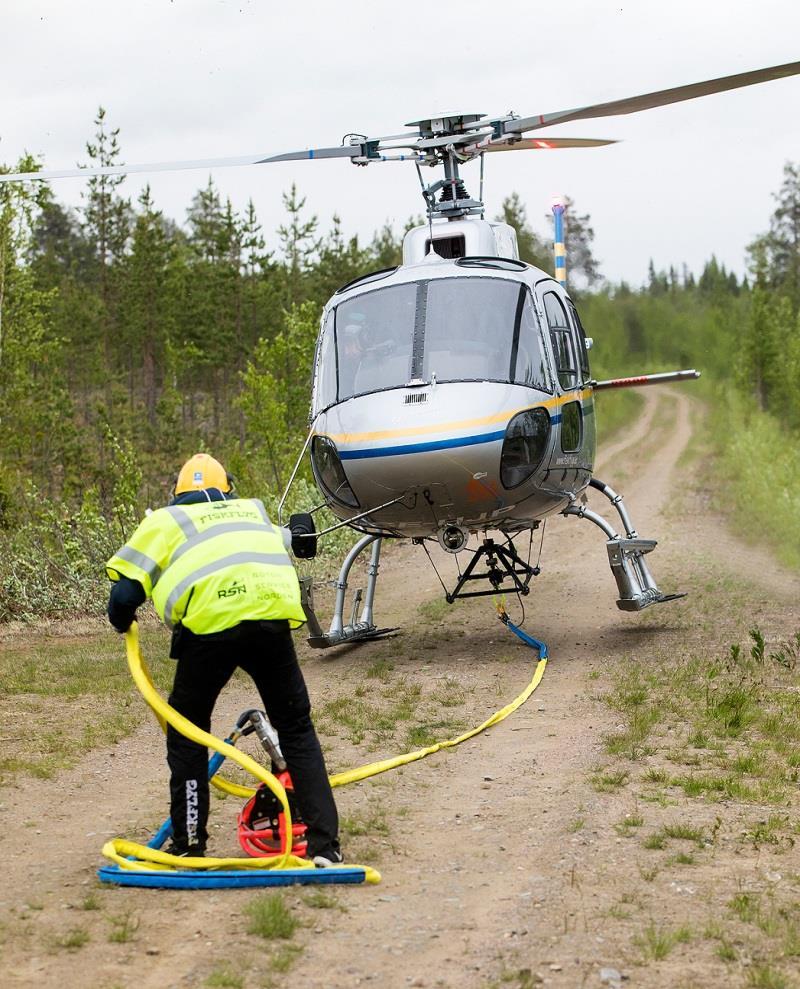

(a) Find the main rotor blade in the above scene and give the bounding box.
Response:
[0,144,364,183]
[506,59,800,134]
[481,137,618,152]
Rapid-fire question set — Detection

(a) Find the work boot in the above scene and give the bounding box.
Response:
[165,840,205,858]
[312,847,344,868]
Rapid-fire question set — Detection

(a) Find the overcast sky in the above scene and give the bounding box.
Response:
[2,0,799,286]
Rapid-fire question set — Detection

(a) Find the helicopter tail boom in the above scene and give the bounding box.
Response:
[592,369,700,390]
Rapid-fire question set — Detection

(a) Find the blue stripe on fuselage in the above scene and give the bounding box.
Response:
[338,428,507,460]
[336,403,591,461]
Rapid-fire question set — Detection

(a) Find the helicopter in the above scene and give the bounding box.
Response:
[3,59,799,647]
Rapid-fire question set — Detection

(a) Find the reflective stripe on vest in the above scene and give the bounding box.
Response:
[165,505,199,540]
[114,545,162,587]
[158,522,274,584]
[106,499,304,632]
[162,551,293,628]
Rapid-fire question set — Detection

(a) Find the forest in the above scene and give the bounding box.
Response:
[1,109,798,620]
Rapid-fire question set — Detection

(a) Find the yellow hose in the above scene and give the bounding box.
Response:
[116,624,380,882]
[329,653,547,786]
[206,657,548,796]
[113,617,548,881]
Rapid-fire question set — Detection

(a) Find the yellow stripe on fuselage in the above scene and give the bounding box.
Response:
[325,388,593,445]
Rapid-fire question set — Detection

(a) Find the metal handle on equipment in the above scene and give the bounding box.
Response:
[249,711,287,773]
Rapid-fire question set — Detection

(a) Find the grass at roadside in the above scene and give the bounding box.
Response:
[594,388,645,445]
[600,625,800,808]
[0,623,172,783]
[591,618,800,985]
[708,389,800,571]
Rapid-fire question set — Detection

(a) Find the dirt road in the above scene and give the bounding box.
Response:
[2,389,798,989]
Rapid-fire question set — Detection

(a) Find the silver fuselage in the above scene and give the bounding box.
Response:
[309,254,596,538]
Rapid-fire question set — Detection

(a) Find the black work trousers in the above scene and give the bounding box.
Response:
[166,620,339,857]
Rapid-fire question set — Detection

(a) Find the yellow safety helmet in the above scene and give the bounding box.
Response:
[174,453,233,495]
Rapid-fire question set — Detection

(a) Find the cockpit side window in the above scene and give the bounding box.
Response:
[543,291,579,391]
[566,300,590,380]
[314,310,338,411]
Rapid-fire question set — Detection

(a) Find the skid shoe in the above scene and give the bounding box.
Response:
[564,478,685,612]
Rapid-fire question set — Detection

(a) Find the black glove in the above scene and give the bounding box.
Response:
[108,576,146,633]
[289,513,317,559]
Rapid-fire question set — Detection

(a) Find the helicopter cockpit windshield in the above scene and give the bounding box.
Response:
[315,277,552,410]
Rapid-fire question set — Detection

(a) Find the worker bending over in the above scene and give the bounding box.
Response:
[105,453,342,866]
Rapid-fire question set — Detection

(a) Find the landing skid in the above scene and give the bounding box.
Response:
[564,477,686,611]
[299,535,398,649]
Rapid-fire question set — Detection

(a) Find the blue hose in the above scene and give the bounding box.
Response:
[105,734,374,888]
[505,619,549,659]
[98,865,371,889]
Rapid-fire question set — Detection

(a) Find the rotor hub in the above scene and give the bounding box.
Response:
[405,113,486,139]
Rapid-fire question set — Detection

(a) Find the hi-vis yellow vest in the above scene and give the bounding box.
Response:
[106,499,305,634]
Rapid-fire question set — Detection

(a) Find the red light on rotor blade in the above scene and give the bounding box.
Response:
[534,140,553,149]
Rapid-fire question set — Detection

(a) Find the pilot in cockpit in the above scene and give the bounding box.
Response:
[343,320,367,359]
[343,316,389,394]
[345,315,403,394]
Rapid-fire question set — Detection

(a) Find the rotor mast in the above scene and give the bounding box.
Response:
[406,113,488,221]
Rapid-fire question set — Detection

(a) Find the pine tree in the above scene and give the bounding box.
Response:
[277,184,321,308]
[186,178,226,262]
[30,198,92,279]
[370,222,403,268]
[183,179,246,434]
[698,256,737,298]
[121,186,174,427]
[497,193,550,269]
[764,161,800,311]
[312,215,369,301]
[0,156,77,498]
[738,245,783,412]
[80,108,131,408]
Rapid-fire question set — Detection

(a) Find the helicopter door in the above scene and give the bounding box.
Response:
[566,299,596,471]
[543,291,580,391]
[542,290,592,483]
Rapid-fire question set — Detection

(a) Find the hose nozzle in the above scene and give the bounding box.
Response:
[249,711,287,772]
